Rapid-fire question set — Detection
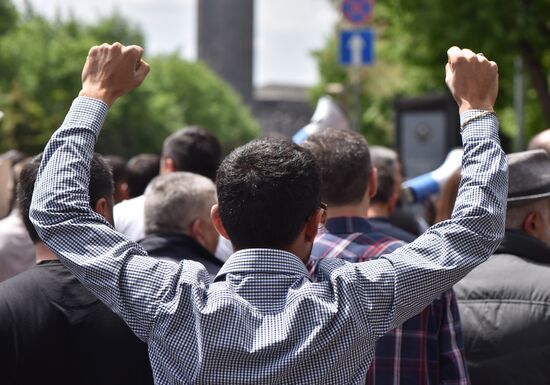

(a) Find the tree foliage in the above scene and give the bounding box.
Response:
[316,0,550,146]
[0,4,259,156]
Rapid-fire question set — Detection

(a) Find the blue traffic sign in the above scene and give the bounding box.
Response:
[339,29,375,67]
[342,0,374,25]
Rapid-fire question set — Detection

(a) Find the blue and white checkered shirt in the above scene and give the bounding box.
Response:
[30,97,507,384]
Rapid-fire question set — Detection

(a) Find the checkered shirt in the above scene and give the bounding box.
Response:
[310,217,469,385]
[30,97,506,384]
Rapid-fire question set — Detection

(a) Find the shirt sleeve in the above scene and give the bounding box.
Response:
[29,97,208,342]
[349,110,507,337]
[439,289,470,385]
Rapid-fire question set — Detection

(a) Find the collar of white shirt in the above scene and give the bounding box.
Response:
[215,248,310,281]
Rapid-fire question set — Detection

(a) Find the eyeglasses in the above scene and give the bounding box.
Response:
[306,202,328,228]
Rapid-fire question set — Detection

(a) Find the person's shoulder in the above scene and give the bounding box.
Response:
[369,218,417,243]
[361,230,406,253]
[456,252,550,302]
[0,266,45,311]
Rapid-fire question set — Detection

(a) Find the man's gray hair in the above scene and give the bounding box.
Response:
[144,172,217,235]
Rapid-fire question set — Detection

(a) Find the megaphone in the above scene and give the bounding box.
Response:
[401,148,463,204]
[292,96,350,144]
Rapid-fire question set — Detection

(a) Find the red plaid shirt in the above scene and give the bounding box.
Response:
[309,217,470,385]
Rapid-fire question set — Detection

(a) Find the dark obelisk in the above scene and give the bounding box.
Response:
[198,0,254,105]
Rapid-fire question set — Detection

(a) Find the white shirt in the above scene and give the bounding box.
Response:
[114,195,145,241]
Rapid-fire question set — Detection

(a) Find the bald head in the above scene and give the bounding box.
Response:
[528,129,550,155]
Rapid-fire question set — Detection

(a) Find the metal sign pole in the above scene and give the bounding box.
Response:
[350,33,363,132]
[339,0,375,132]
[350,68,361,132]
[514,56,525,151]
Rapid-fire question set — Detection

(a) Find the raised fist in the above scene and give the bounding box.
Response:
[79,42,150,106]
[445,47,498,113]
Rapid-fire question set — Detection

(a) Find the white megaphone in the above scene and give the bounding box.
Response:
[292,96,350,144]
[401,148,464,204]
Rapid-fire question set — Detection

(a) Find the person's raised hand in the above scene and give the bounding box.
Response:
[79,42,150,107]
[445,46,498,114]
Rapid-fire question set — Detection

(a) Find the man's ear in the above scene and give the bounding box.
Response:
[368,167,378,198]
[523,211,543,240]
[94,197,114,226]
[160,157,176,175]
[211,204,230,240]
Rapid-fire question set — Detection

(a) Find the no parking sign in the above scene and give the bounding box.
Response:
[341,0,374,25]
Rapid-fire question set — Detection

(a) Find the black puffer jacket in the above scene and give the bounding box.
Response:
[455,230,550,385]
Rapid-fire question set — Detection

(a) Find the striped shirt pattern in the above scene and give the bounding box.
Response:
[310,217,469,385]
[30,98,506,384]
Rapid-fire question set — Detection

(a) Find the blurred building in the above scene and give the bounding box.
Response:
[197,0,311,136]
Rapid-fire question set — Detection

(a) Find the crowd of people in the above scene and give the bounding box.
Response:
[0,43,548,385]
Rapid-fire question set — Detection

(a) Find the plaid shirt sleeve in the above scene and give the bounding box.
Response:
[343,110,507,338]
[29,97,203,342]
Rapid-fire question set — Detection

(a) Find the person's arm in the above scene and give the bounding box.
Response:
[347,47,507,336]
[438,290,470,385]
[30,43,205,342]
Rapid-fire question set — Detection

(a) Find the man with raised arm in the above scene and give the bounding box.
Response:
[30,43,506,384]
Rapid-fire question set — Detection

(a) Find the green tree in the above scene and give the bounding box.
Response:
[98,55,260,156]
[0,4,259,156]
[310,33,410,145]
[0,0,16,36]
[319,0,550,145]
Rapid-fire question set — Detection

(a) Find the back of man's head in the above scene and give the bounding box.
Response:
[126,153,160,198]
[370,146,399,206]
[144,172,216,235]
[528,129,550,155]
[18,153,114,243]
[216,137,321,250]
[302,128,371,206]
[162,126,222,181]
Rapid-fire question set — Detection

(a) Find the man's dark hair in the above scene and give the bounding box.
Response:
[18,153,114,242]
[370,146,399,205]
[216,137,321,249]
[162,126,222,181]
[302,128,372,206]
[126,153,160,198]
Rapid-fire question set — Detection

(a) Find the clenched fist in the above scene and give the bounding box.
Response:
[79,42,150,106]
[445,46,498,113]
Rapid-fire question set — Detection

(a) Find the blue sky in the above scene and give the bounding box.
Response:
[13,0,338,86]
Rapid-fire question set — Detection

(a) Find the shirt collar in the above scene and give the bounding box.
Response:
[215,248,310,281]
[323,216,374,234]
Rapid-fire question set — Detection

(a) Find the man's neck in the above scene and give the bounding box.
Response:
[367,204,391,219]
[35,241,59,263]
[326,204,369,220]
